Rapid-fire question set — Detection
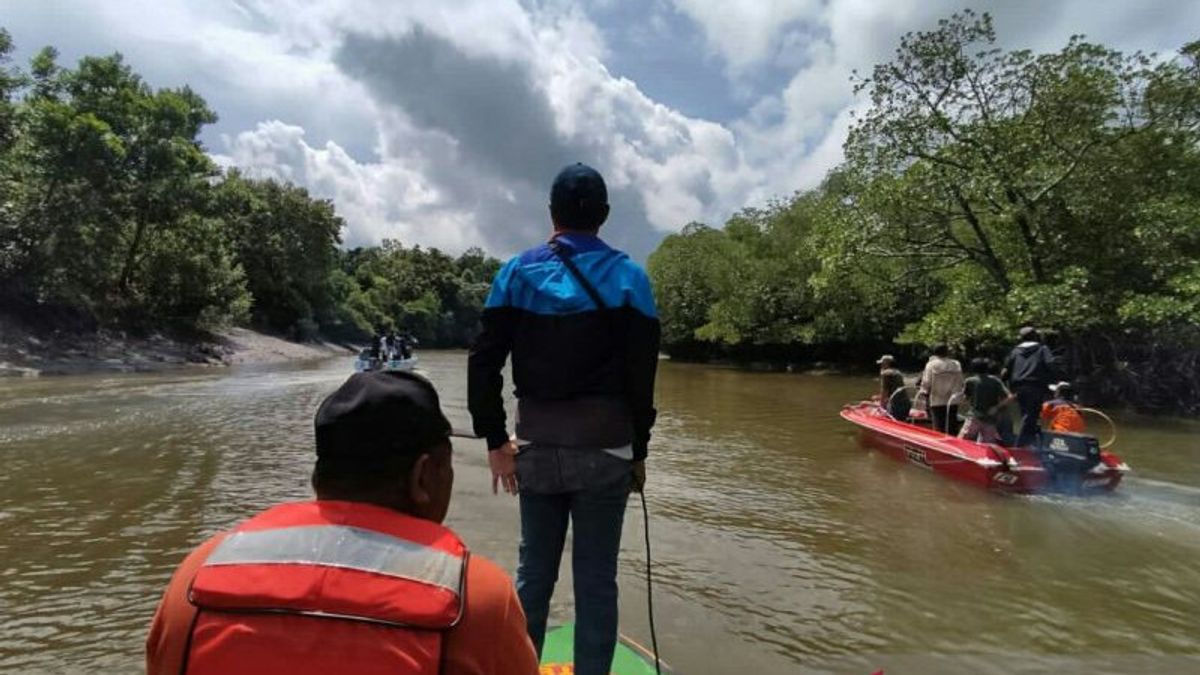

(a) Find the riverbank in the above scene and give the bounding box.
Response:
[0,318,351,377]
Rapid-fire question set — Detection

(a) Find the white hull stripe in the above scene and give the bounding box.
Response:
[204,525,463,593]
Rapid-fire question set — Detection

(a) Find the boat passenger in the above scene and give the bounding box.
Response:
[369,331,384,360]
[386,330,399,361]
[1041,381,1085,433]
[377,332,389,360]
[988,358,1017,446]
[1002,326,1058,447]
[877,354,911,421]
[916,343,965,435]
[146,371,539,675]
[960,357,1016,444]
[399,331,417,360]
[469,163,660,675]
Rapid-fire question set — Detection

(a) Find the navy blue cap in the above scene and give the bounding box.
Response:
[314,371,450,464]
[550,163,608,210]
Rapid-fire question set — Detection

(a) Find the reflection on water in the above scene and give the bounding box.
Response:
[0,355,1197,673]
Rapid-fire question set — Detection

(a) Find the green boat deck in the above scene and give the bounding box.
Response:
[539,624,667,675]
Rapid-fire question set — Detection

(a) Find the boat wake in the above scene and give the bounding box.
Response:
[1022,475,1200,545]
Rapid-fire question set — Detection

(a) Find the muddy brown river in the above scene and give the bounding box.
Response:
[1,352,1198,673]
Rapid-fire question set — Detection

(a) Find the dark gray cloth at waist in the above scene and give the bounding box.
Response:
[516,395,633,449]
[516,443,632,496]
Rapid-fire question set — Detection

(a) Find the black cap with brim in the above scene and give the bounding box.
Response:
[550,163,608,211]
[314,371,451,470]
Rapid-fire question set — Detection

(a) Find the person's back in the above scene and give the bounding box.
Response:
[1041,382,1085,433]
[1004,340,1055,389]
[468,163,659,675]
[964,373,1008,423]
[876,355,910,420]
[959,357,1015,445]
[473,234,658,449]
[919,345,965,435]
[1003,327,1058,446]
[921,354,965,407]
[147,372,538,675]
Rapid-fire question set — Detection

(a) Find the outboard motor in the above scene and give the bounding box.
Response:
[1036,431,1102,492]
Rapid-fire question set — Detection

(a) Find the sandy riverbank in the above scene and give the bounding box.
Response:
[0,318,352,377]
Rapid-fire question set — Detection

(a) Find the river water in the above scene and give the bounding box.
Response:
[1,353,1198,674]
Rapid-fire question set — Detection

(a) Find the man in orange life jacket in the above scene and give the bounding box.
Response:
[146,370,539,675]
[1041,381,1086,433]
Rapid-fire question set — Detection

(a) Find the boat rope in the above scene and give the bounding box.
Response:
[1078,407,1118,449]
[639,489,661,674]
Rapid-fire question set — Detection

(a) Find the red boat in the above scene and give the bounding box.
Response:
[840,401,1129,493]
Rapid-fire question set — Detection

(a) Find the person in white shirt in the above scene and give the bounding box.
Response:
[917,344,965,435]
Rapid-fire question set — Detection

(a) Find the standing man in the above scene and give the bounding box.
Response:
[468,163,660,675]
[960,357,1017,444]
[1002,326,1058,447]
[917,344,965,435]
[146,371,539,675]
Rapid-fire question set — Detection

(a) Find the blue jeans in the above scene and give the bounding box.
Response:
[515,445,631,675]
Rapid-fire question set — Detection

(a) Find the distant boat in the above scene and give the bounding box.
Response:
[354,353,418,372]
[382,355,418,371]
[840,401,1128,494]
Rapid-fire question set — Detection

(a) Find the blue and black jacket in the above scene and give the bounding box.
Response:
[468,232,660,460]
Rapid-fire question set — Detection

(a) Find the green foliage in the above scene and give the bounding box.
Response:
[649,12,1200,412]
[333,242,500,346]
[216,171,343,335]
[840,10,1200,345]
[0,29,500,345]
[1,43,242,326]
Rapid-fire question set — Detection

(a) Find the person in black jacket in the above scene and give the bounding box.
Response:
[1002,326,1058,447]
[468,163,660,675]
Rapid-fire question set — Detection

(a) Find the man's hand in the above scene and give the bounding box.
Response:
[630,460,646,493]
[489,440,519,495]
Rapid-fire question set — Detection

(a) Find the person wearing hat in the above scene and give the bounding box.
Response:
[1041,381,1086,433]
[1001,326,1059,446]
[146,371,539,675]
[877,354,911,421]
[468,163,660,675]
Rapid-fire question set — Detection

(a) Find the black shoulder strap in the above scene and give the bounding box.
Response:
[548,239,608,311]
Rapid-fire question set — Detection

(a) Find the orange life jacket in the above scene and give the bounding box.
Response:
[184,500,468,675]
[1041,401,1085,433]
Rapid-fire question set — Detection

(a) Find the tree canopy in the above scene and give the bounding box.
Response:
[649,12,1200,411]
[0,31,501,346]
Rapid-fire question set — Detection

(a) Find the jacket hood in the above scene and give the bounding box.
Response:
[512,247,626,314]
[1015,341,1041,354]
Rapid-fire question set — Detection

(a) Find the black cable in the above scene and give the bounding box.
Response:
[640,489,661,675]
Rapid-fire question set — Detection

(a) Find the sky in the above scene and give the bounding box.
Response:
[2,0,1197,261]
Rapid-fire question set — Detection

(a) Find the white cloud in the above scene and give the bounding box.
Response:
[717,0,1200,203]
[668,0,821,70]
[4,0,1196,260]
[215,121,478,252]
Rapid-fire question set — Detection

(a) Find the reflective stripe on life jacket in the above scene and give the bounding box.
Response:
[183,500,468,675]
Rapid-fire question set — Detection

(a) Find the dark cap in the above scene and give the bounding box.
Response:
[314,371,451,467]
[551,163,608,211]
[1018,326,1039,341]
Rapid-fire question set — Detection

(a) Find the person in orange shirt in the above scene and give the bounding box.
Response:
[1041,381,1086,434]
[146,370,539,675]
